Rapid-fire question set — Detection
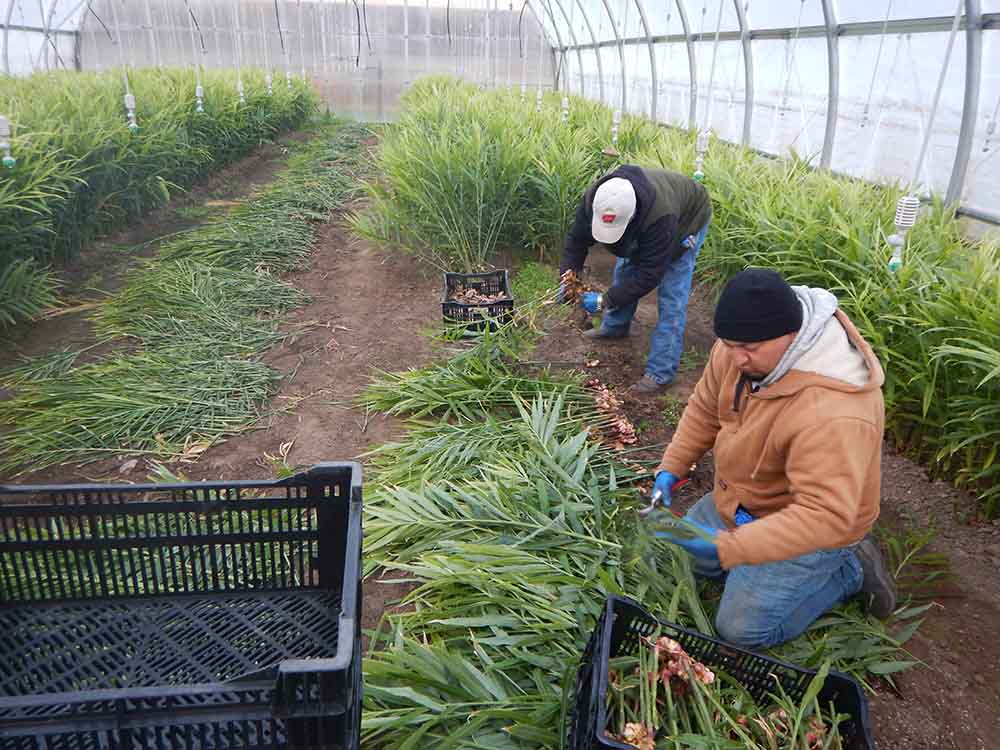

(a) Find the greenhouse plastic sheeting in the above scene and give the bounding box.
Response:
[1,0,997,222]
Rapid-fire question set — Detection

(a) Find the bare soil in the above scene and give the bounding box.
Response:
[3,155,998,746]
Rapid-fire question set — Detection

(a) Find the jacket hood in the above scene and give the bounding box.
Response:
[758,286,839,388]
[756,308,884,400]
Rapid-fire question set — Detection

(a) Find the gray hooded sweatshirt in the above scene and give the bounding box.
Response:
[757,287,869,391]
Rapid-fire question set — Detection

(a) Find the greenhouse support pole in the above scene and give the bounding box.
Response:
[632,0,658,121]
[486,0,493,87]
[819,0,838,168]
[733,0,752,145]
[142,0,160,67]
[44,0,61,70]
[675,0,697,129]
[597,0,625,114]
[403,0,410,88]
[211,3,222,69]
[527,1,545,88]
[506,0,513,89]
[538,0,567,92]
[548,0,585,97]
[2,0,14,74]
[574,0,605,105]
[945,0,982,206]
[532,0,567,92]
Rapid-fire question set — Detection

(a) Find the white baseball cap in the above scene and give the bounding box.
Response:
[591,177,637,245]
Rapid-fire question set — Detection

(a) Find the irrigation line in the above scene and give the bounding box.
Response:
[231,0,244,102]
[862,33,903,179]
[184,0,203,95]
[186,4,206,54]
[861,0,893,126]
[700,0,725,132]
[351,0,361,66]
[360,0,372,51]
[910,0,963,192]
[273,0,286,52]
[107,0,130,97]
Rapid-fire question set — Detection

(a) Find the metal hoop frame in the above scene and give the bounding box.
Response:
[0,1,995,221]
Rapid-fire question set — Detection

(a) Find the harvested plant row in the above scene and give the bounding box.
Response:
[0,120,369,474]
[359,322,927,749]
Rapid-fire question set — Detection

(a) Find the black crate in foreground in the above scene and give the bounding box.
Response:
[569,595,874,750]
[0,463,362,750]
[442,270,514,330]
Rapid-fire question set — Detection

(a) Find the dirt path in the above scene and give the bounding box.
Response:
[534,251,1000,749]
[182,223,442,481]
[165,220,442,636]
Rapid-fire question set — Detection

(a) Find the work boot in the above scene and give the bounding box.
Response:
[628,374,669,396]
[582,327,628,340]
[854,534,897,619]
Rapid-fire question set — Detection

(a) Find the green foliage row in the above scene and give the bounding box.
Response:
[0,66,315,327]
[0,121,369,475]
[631,129,999,518]
[354,76,661,270]
[362,75,999,518]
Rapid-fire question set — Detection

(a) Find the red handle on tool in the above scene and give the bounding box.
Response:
[664,478,689,517]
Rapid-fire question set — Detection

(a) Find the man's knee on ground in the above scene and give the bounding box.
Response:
[714,602,783,650]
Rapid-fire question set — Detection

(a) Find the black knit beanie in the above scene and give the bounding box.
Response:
[713,268,803,343]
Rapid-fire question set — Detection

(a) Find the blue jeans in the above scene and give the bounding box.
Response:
[600,222,708,385]
[685,494,864,649]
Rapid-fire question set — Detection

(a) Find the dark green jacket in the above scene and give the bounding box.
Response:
[560,165,711,309]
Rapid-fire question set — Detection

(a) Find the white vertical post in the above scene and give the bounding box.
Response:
[297,0,305,79]
[142,0,160,67]
[404,0,411,88]
[425,0,431,77]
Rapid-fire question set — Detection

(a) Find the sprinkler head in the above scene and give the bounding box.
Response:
[692,170,705,182]
[128,123,141,134]
[2,155,15,169]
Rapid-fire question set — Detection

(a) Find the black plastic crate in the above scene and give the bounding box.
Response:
[568,595,874,750]
[0,463,363,750]
[442,270,514,330]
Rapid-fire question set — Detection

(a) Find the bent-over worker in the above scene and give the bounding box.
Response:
[559,165,711,395]
[653,268,896,649]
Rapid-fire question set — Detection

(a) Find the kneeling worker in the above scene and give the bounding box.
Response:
[559,165,711,394]
[653,268,897,649]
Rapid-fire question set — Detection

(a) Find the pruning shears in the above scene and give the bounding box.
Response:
[638,478,689,518]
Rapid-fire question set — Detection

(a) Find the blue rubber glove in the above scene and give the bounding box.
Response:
[555,283,566,304]
[652,470,679,508]
[581,292,603,314]
[655,520,719,563]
